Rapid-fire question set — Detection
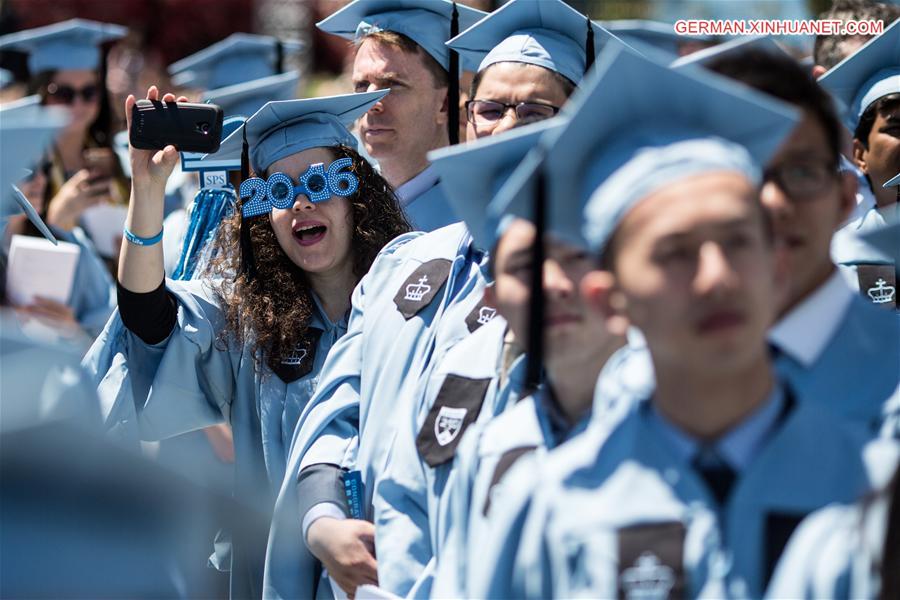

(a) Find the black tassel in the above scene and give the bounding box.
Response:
[525,160,546,392]
[274,39,284,74]
[448,2,460,146]
[239,127,256,279]
[584,14,595,75]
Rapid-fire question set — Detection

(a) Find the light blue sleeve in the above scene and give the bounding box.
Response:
[468,452,544,599]
[59,227,116,337]
[431,420,486,599]
[764,504,862,599]
[372,375,438,597]
[263,269,369,600]
[82,279,236,442]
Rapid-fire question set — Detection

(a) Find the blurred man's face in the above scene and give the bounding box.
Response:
[598,172,778,378]
[760,112,855,314]
[491,219,608,367]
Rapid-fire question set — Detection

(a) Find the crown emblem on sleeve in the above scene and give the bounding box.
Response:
[620,552,675,600]
[281,345,309,366]
[477,306,497,325]
[404,275,432,302]
[867,278,896,304]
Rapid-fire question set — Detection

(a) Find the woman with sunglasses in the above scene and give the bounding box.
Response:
[0,20,131,273]
[84,85,409,598]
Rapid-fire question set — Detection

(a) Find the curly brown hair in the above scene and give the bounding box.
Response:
[208,145,411,367]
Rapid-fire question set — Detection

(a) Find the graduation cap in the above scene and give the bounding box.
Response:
[0,18,126,74]
[201,70,300,119]
[168,32,302,90]
[317,0,486,71]
[317,0,486,144]
[446,0,624,85]
[427,116,566,251]
[207,90,389,279]
[599,19,715,55]
[0,101,70,242]
[670,34,790,69]
[818,19,900,132]
[491,45,800,388]
[493,42,801,253]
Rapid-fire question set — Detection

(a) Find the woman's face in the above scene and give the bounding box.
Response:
[44,69,101,131]
[267,147,355,277]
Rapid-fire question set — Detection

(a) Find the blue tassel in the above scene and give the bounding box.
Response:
[173,187,236,280]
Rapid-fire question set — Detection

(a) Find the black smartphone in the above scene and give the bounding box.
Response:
[129,99,223,154]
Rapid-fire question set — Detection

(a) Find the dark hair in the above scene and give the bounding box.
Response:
[470,61,576,100]
[855,93,900,147]
[708,48,843,167]
[208,145,411,366]
[358,30,448,88]
[814,0,900,69]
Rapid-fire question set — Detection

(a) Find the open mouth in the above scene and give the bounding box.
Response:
[293,223,327,247]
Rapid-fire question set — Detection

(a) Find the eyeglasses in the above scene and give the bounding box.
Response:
[45,82,99,105]
[465,99,560,128]
[763,160,839,199]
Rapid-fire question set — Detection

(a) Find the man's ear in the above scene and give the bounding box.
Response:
[852,138,869,174]
[580,270,630,336]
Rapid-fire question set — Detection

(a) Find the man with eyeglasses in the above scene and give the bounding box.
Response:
[708,47,899,433]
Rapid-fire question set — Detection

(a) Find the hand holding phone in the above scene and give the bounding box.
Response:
[129,99,223,154]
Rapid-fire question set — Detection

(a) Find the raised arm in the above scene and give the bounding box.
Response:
[117,86,184,293]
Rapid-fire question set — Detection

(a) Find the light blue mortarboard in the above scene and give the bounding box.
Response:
[201,71,300,119]
[316,0,487,71]
[492,43,801,253]
[885,172,900,188]
[0,102,70,241]
[670,35,789,68]
[818,19,900,131]
[207,90,389,174]
[599,19,715,55]
[427,116,566,250]
[168,33,302,90]
[446,0,624,85]
[0,18,126,73]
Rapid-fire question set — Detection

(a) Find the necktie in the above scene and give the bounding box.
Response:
[692,447,736,505]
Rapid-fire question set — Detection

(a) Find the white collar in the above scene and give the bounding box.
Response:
[394,164,440,209]
[769,270,854,367]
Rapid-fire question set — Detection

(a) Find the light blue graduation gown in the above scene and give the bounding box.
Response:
[774,295,900,433]
[433,341,652,599]
[264,222,488,599]
[82,278,347,599]
[476,393,897,600]
[54,226,116,337]
[402,179,460,234]
[373,316,514,597]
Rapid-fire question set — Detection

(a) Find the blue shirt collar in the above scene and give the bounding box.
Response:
[647,383,787,472]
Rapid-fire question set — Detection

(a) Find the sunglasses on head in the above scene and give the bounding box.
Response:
[46,82,99,104]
